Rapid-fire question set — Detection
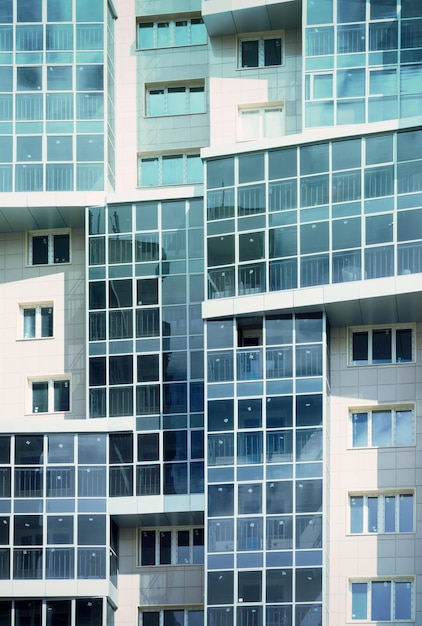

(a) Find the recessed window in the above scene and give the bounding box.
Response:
[138,18,206,49]
[351,407,413,447]
[138,153,203,187]
[239,106,284,141]
[139,609,204,626]
[350,492,414,534]
[138,527,204,566]
[31,378,70,413]
[21,305,53,339]
[351,579,413,621]
[28,230,70,265]
[239,36,283,68]
[146,84,205,116]
[350,326,414,364]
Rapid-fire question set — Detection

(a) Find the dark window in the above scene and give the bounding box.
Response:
[54,234,70,263]
[138,434,159,462]
[141,530,155,565]
[54,380,70,411]
[396,329,412,362]
[160,531,171,564]
[372,329,392,363]
[109,433,133,464]
[32,236,49,265]
[75,599,103,626]
[208,571,234,605]
[137,279,158,305]
[32,382,48,412]
[352,331,368,362]
[264,38,281,65]
[241,40,258,67]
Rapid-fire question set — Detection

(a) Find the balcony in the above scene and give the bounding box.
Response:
[202,0,302,36]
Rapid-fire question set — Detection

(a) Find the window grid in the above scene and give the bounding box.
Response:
[28,230,70,265]
[349,326,414,365]
[238,35,283,68]
[351,407,414,448]
[351,579,414,621]
[350,492,414,534]
[30,378,70,414]
[138,527,204,567]
[137,18,207,49]
[146,85,205,117]
[139,153,203,187]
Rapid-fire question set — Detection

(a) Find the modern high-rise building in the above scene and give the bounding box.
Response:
[0,0,421,624]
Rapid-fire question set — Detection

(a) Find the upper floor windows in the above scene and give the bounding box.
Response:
[28,231,70,266]
[351,407,413,448]
[350,492,414,534]
[139,527,204,566]
[138,153,203,187]
[31,378,70,413]
[239,35,283,68]
[351,579,414,622]
[138,17,207,49]
[146,84,205,117]
[350,326,414,365]
[21,305,53,339]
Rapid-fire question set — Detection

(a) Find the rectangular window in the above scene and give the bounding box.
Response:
[239,36,283,68]
[138,18,206,49]
[239,106,284,141]
[139,610,204,626]
[28,231,70,265]
[350,326,414,364]
[350,493,414,534]
[31,378,70,413]
[351,408,413,447]
[21,305,53,339]
[138,153,203,187]
[138,527,204,566]
[351,580,413,621]
[146,85,205,116]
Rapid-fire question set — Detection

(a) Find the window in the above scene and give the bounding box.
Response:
[239,106,284,141]
[28,231,70,265]
[138,153,203,187]
[239,36,283,68]
[350,492,414,533]
[350,326,413,364]
[31,379,70,413]
[146,85,205,116]
[351,408,413,447]
[21,305,53,339]
[351,579,414,621]
[139,609,204,626]
[139,527,204,566]
[138,18,206,49]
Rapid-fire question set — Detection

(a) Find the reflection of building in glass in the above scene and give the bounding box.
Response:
[0,0,421,624]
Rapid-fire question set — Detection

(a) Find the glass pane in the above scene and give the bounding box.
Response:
[395,410,413,445]
[371,581,391,620]
[384,495,396,532]
[371,411,392,446]
[351,583,367,620]
[372,330,391,363]
[367,497,378,532]
[350,496,363,533]
[395,582,412,619]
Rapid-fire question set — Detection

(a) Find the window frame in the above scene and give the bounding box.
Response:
[238,33,284,69]
[145,83,205,117]
[138,152,203,187]
[349,325,415,365]
[29,377,71,414]
[20,303,54,340]
[238,103,285,141]
[27,229,71,266]
[137,526,204,567]
[350,406,414,448]
[350,578,414,622]
[349,491,414,534]
[139,609,204,626]
[137,17,207,50]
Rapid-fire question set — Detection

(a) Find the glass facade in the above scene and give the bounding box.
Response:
[305,0,422,127]
[206,129,422,299]
[0,0,108,192]
[88,200,205,496]
[206,313,325,626]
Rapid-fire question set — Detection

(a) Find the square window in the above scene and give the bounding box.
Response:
[31,379,71,414]
[28,231,70,266]
[22,305,53,339]
[239,36,283,68]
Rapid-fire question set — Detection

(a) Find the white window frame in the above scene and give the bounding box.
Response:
[349,325,415,365]
[137,17,206,49]
[349,491,414,534]
[238,33,284,69]
[350,579,414,622]
[137,526,204,567]
[27,229,71,266]
[350,406,414,448]
[20,303,54,339]
[238,103,285,141]
[146,84,205,117]
[29,377,71,414]
[138,152,203,187]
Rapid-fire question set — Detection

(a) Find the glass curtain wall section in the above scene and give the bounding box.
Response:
[87,200,205,497]
[0,0,106,192]
[304,0,422,127]
[206,128,422,299]
[206,313,326,626]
